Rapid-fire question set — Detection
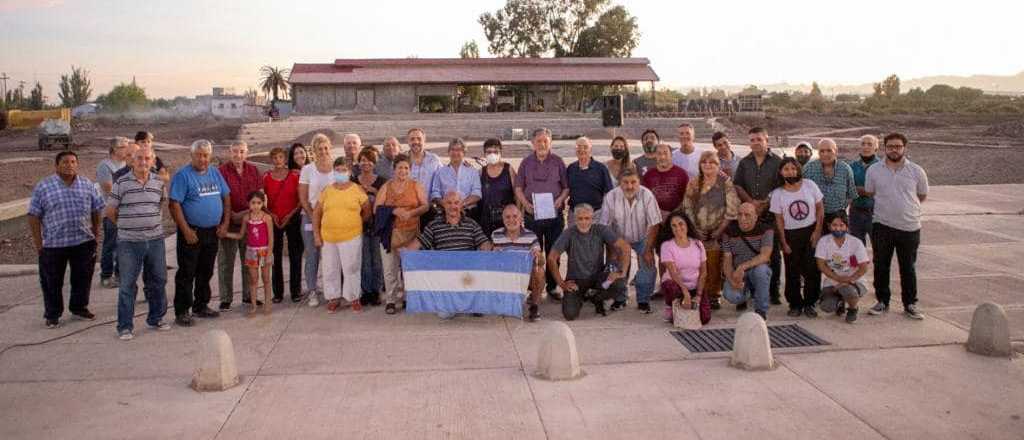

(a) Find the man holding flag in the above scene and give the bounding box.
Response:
[491,204,545,322]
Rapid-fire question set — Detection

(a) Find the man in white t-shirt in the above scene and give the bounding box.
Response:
[815,212,870,323]
[671,123,701,179]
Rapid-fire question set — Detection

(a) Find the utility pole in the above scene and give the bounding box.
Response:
[0,72,9,105]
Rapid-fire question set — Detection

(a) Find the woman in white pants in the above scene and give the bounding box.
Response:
[313,158,371,314]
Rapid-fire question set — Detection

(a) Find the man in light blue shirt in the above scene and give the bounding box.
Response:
[430,138,482,209]
[407,128,441,191]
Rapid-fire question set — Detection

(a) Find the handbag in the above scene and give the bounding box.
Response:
[673,299,702,330]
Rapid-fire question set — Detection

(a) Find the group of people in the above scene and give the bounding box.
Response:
[27,121,928,340]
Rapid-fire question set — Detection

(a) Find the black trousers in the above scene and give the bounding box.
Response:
[561,270,626,321]
[38,240,97,321]
[871,223,921,309]
[783,225,821,310]
[525,214,565,292]
[174,226,219,316]
[272,215,304,299]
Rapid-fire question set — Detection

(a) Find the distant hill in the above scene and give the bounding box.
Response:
[671,71,1024,97]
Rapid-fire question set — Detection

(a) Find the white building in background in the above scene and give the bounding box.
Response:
[195,87,247,118]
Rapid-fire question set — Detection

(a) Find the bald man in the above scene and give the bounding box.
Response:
[802,138,857,217]
[720,203,776,320]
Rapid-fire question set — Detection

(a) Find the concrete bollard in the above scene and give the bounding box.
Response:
[966,302,1012,357]
[535,321,583,381]
[730,312,774,370]
[191,330,240,392]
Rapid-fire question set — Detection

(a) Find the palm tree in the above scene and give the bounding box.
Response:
[259,66,290,102]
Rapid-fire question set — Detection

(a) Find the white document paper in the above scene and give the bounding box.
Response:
[532,192,556,220]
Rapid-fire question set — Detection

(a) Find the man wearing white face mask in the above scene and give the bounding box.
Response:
[478,138,517,237]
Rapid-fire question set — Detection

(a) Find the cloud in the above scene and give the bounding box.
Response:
[0,0,65,13]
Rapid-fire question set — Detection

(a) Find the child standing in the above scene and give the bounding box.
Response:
[224,191,275,315]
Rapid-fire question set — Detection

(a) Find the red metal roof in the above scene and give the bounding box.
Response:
[290,58,659,85]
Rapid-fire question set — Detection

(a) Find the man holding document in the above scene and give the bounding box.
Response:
[514,127,569,300]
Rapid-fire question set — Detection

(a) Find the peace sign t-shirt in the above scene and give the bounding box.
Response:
[769,179,823,230]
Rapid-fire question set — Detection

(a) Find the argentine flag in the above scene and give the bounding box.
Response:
[402,250,533,318]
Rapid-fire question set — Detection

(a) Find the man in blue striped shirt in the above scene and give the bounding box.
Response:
[491,204,544,321]
[106,146,170,340]
[28,151,105,328]
[803,138,857,217]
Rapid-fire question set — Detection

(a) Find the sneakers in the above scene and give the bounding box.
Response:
[175,315,194,327]
[710,297,722,310]
[118,330,134,341]
[527,304,540,322]
[835,302,846,316]
[351,301,363,313]
[638,302,652,314]
[755,309,767,321]
[291,293,302,303]
[609,300,626,312]
[546,288,563,301]
[307,292,320,308]
[663,306,673,322]
[868,302,889,316]
[904,304,925,320]
[326,299,340,314]
[193,308,220,318]
[803,306,818,318]
[845,308,859,323]
[219,302,232,312]
[272,297,283,304]
[385,303,398,315]
[593,300,607,317]
[45,319,59,329]
[148,321,172,331]
[71,309,96,320]
[242,299,264,307]
[786,308,802,317]
[100,277,119,288]
[736,301,748,312]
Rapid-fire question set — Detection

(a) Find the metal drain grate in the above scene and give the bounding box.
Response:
[670,324,830,353]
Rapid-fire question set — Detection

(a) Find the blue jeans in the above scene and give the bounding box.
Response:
[849,207,873,244]
[722,264,771,314]
[100,218,118,278]
[116,238,167,332]
[301,213,320,293]
[630,240,655,304]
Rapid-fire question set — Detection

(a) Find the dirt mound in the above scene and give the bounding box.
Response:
[292,129,344,146]
[983,121,1024,138]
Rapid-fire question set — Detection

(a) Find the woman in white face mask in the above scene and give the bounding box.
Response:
[478,138,518,237]
[312,158,372,314]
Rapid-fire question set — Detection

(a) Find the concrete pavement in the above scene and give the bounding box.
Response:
[0,184,1021,439]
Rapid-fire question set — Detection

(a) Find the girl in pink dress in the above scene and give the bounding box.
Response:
[225,191,275,315]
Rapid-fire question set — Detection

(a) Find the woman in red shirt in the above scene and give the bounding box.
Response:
[264,145,305,303]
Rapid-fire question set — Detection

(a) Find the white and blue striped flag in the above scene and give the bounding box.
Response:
[401,250,533,318]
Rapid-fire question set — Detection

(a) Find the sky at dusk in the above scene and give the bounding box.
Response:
[2,0,1022,101]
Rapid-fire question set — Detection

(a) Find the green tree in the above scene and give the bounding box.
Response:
[457,41,486,108]
[259,66,290,102]
[97,82,147,112]
[29,82,44,110]
[873,74,900,98]
[479,0,550,57]
[58,66,92,107]
[573,5,639,57]
[479,0,638,57]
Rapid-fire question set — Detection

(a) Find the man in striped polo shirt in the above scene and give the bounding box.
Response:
[491,204,544,321]
[105,146,171,340]
[404,191,492,319]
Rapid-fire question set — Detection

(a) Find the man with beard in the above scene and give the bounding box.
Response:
[407,128,441,226]
[634,129,660,178]
[864,133,929,320]
[794,142,813,166]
